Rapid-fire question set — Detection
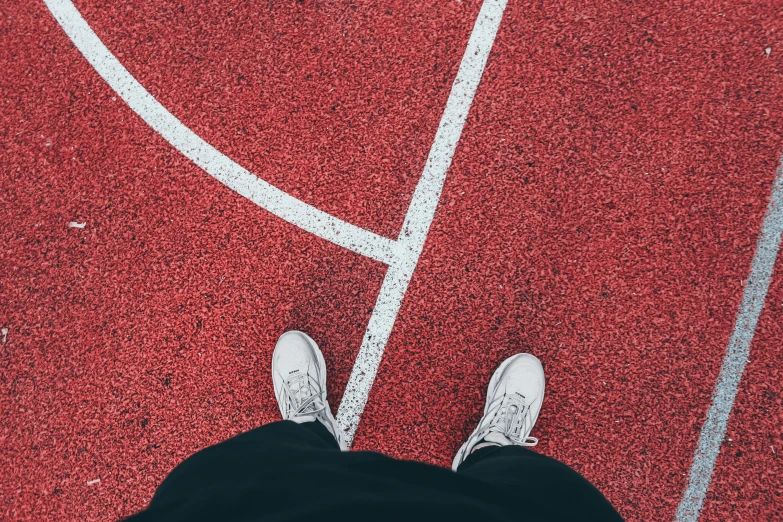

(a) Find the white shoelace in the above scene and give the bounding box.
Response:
[278,372,325,420]
[483,392,538,446]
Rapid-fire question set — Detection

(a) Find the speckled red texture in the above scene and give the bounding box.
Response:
[1,2,385,519]
[69,0,480,239]
[354,2,783,521]
[2,0,783,521]
[700,257,783,522]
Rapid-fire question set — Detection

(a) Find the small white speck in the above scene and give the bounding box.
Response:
[728,438,733,442]
[68,221,86,229]
[1,328,7,343]
[87,478,101,486]
[765,47,772,56]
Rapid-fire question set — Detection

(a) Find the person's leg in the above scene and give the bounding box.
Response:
[148,419,339,509]
[457,445,623,521]
[135,331,345,517]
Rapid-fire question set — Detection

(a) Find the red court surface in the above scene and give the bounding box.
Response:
[1,1,782,521]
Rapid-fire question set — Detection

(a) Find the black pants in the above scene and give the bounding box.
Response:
[126,421,623,522]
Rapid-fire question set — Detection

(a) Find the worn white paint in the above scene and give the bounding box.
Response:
[675,160,783,521]
[335,0,509,445]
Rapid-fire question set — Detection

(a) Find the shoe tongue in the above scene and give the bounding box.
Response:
[294,413,317,423]
[482,431,513,446]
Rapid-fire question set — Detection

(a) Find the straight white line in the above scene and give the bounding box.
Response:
[336,0,509,446]
[43,0,397,265]
[675,157,783,521]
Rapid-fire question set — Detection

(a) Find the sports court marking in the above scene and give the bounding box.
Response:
[43,0,509,446]
[42,0,782,518]
[675,158,783,522]
[334,0,508,444]
[43,0,396,265]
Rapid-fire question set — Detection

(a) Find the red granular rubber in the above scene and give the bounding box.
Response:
[1,2,385,519]
[69,0,481,239]
[2,0,783,521]
[355,2,783,522]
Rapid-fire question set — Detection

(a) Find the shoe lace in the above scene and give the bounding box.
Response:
[279,372,326,420]
[484,392,538,446]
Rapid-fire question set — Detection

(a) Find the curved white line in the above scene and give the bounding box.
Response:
[43,0,397,265]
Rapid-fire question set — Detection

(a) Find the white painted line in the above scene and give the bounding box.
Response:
[43,0,396,265]
[336,0,509,446]
[675,158,783,521]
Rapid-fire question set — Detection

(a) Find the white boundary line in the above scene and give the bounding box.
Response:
[43,0,396,265]
[43,0,508,446]
[336,0,508,444]
[675,159,783,521]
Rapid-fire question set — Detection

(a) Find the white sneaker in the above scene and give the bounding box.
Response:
[452,353,545,470]
[272,331,346,450]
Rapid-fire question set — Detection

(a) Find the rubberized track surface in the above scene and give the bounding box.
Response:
[1,1,782,521]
